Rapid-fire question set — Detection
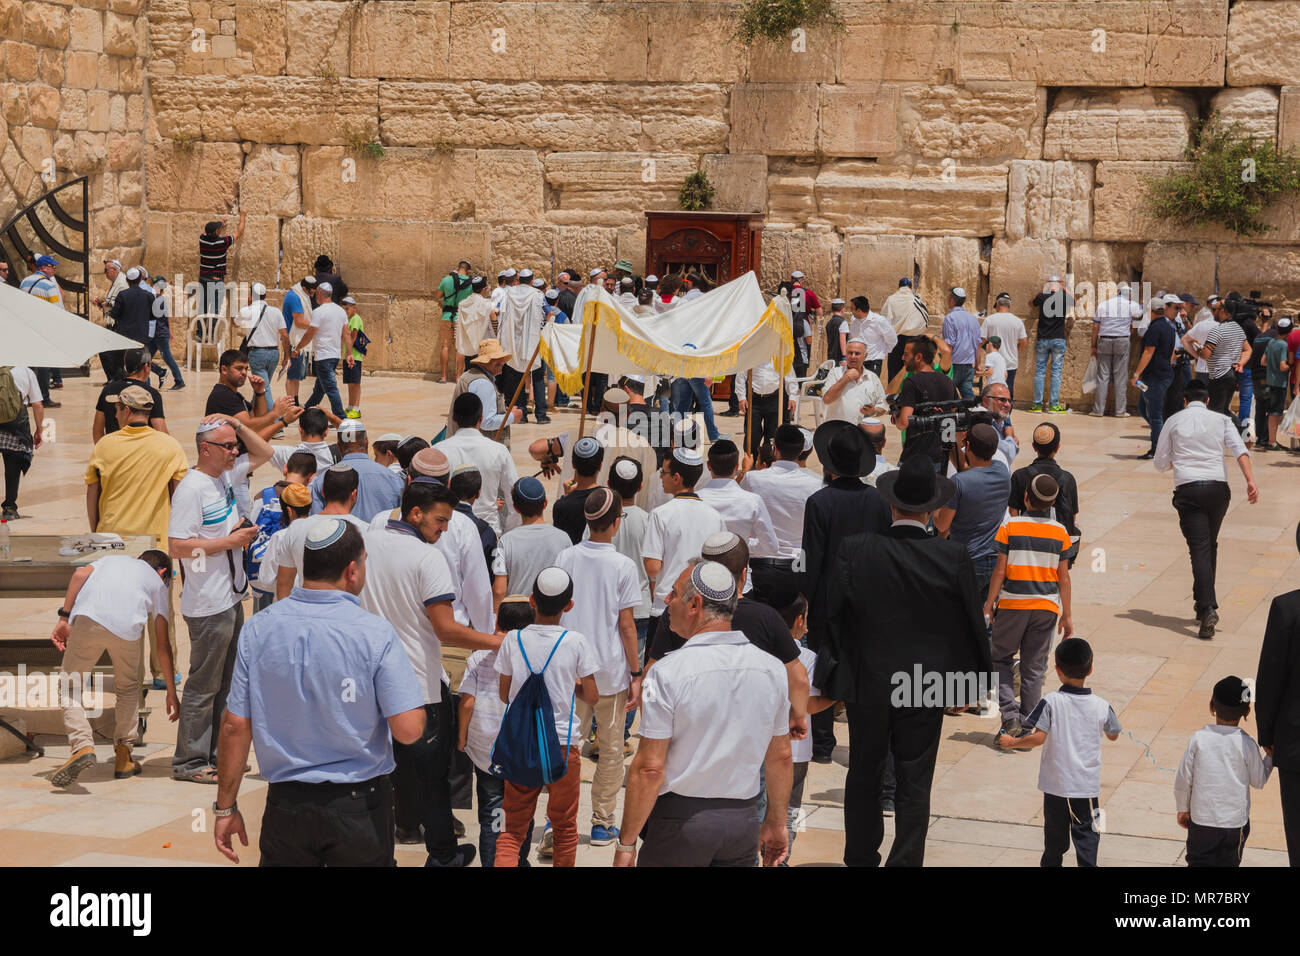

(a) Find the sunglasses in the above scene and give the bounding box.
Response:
[203,440,239,451]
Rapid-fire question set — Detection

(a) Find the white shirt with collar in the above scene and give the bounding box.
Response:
[642,494,727,614]
[848,311,898,361]
[739,461,824,558]
[436,426,520,534]
[821,366,888,425]
[1093,293,1142,337]
[736,361,798,399]
[639,628,789,799]
[1153,401,1248,486]
[696,477,781,558]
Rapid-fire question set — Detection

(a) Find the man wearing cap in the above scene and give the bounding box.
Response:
[736,360,798,457]
[818,455,991,866]
[438,392,519,534]
[280,275,316,404]
[1089,282,1143,417]
[822,339,889,426]
[292,282,349,419]
[237,282,285,404]
[93,347,167,442]
[438,260,474,383]
[616,560,793,867]
[942,288,983,402]
[698,440,781,557]
[213,519,428,866]
[847,296,896,376]
[643,448,728,646]
[308,421,403,521]
[740,424,824,596]
[980,294,1028,398]
[882,278,931,382]
[20,254,66,403]
[449,339,521,449]
[1130,293,1179,457]
[454,277,495,380]
[198,212,245,317]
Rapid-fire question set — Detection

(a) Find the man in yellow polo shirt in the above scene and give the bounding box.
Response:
[86,384,188,681]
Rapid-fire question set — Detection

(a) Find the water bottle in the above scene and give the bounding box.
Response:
[0,519,9,561]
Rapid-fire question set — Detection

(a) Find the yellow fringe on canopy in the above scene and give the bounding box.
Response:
[546,298,795,396]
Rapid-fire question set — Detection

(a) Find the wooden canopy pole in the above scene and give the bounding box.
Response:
[494,337,544,442]
[577,316,599,440]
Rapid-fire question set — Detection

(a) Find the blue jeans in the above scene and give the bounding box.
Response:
[1237,371,1253,424]
[953,363,975,402]
[306,357,344,417]
[1139,374,1174,449]
[150,336,184,385]
[474,766,531,867]
[246,346,280,403]
[1033,338,1067,406]
[671,377,720,441]
[624,617,649,739]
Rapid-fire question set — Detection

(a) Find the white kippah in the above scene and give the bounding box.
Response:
[672,447,703,467]
[701,531,741,556]
[692,561,736,601]
[305,517,347,550]
[613,458,640,481]
[535,567,571,597]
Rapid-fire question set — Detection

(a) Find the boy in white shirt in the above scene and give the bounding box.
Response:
[493,568,599,867]
[1174,675,1272,867]
[997,638,1120,867]
[458,596,537,867]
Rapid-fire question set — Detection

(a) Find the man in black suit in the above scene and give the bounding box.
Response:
[815,455,992,866]
[802,420,892,763]
[1256,522,1300,866]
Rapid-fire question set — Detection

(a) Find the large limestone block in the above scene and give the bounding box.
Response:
[284,1,354,78]
[477,149,545,222]
[760,229,841,301]
[281,217,339,287]
[385,297,439,372]
[747,26,839,83]
[151,77,379,144]
[447,1,536,81]
[765,161,819,227]
[1227,1,1300,86]
[840,2,956,84]
[1216,244,1300,313]
[839,235,916,303]
[1006,160,1093,240]
[146,140,243,212]
[1042,90,1197,161]
[1092,161,1184,241]
[555,225,618,272]
[351,1,447,79]
[646,2,744,83]
[302,146,475,221]
[338,219,433,293]
[1210,87,1279,142]
[988,238,1068,318]
[702,154,767,213]
[239,144,300,218]
[1142,242,1217,297]
[729,83,820,157]
[533,3,650,82]
[379,82,729,153]
[819,84,898,158]
[915,237,982,320]
[491,224,556,277]
[898,82,1044,161]
[815,161,1008,237]
[543,152,696,227]
[430,221,491,283]
[235,0,287,75]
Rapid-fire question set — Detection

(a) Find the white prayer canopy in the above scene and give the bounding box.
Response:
[0,279,139,367]
[540,271,793,393]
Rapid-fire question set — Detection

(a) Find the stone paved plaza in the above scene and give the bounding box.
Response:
[0,371,1294,867]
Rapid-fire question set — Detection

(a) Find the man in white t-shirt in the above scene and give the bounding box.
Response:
[821,339,889,425]
[49,551,177,788]
[554,488,643,846]
[361,478,499,867]
[980,293,1028,398]
[168,418,262,783]
[292,282,348,419]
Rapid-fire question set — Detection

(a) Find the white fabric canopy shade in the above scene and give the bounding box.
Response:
[0,279,139,367]
[539,271,793,393]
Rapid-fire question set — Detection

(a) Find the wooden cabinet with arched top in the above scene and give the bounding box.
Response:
[644,211,763,288]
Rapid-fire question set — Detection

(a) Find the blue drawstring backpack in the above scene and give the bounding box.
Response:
[490,630,574,787]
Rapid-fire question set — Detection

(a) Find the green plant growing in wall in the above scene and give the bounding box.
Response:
[734,0,845,45]
[679,170,715,211]
[1145,114,1300,238]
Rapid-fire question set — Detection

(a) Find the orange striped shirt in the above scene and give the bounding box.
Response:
[993,514,1070,613]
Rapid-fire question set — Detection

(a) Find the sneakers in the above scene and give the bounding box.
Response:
[52,746,96,787]
[590,825,620,846]
[114,743,142,780]
[426,844,476,868]
[1198,609,1219,640]
[537,822,554,859]
[1049,404,1067,414]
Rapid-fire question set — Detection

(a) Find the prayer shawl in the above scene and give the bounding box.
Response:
[497,285,545,374]
[455,293,495,357]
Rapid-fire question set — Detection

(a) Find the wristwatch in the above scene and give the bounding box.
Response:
[213,801,238,817]
[56,608,70,619]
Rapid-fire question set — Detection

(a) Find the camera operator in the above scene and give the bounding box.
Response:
[892,336,960,474]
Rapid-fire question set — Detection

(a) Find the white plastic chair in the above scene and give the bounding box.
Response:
[187,313,228,380]
[794,360,837,427]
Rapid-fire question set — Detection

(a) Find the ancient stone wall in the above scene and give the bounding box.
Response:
[9,1,1300,404]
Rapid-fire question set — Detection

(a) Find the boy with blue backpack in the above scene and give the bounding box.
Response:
[492,567,598,867]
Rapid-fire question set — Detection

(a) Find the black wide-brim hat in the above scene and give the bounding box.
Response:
[876,454,956,512]
[812,420,876,479]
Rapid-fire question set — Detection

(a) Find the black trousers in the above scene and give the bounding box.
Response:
[1042,793,1099,867]
[1208,372,1238,417]
[844,697,942,866]
[390,683,458,864]
[1186,819,1249,867]
[259,776,395,867]
[1171,480,1231,616]
[1281,769,1300,867]
[744,391,781,456]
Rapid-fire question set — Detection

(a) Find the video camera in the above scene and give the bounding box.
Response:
[888,397,993,444]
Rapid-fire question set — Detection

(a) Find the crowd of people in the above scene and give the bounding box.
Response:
[6,238,1300,870]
